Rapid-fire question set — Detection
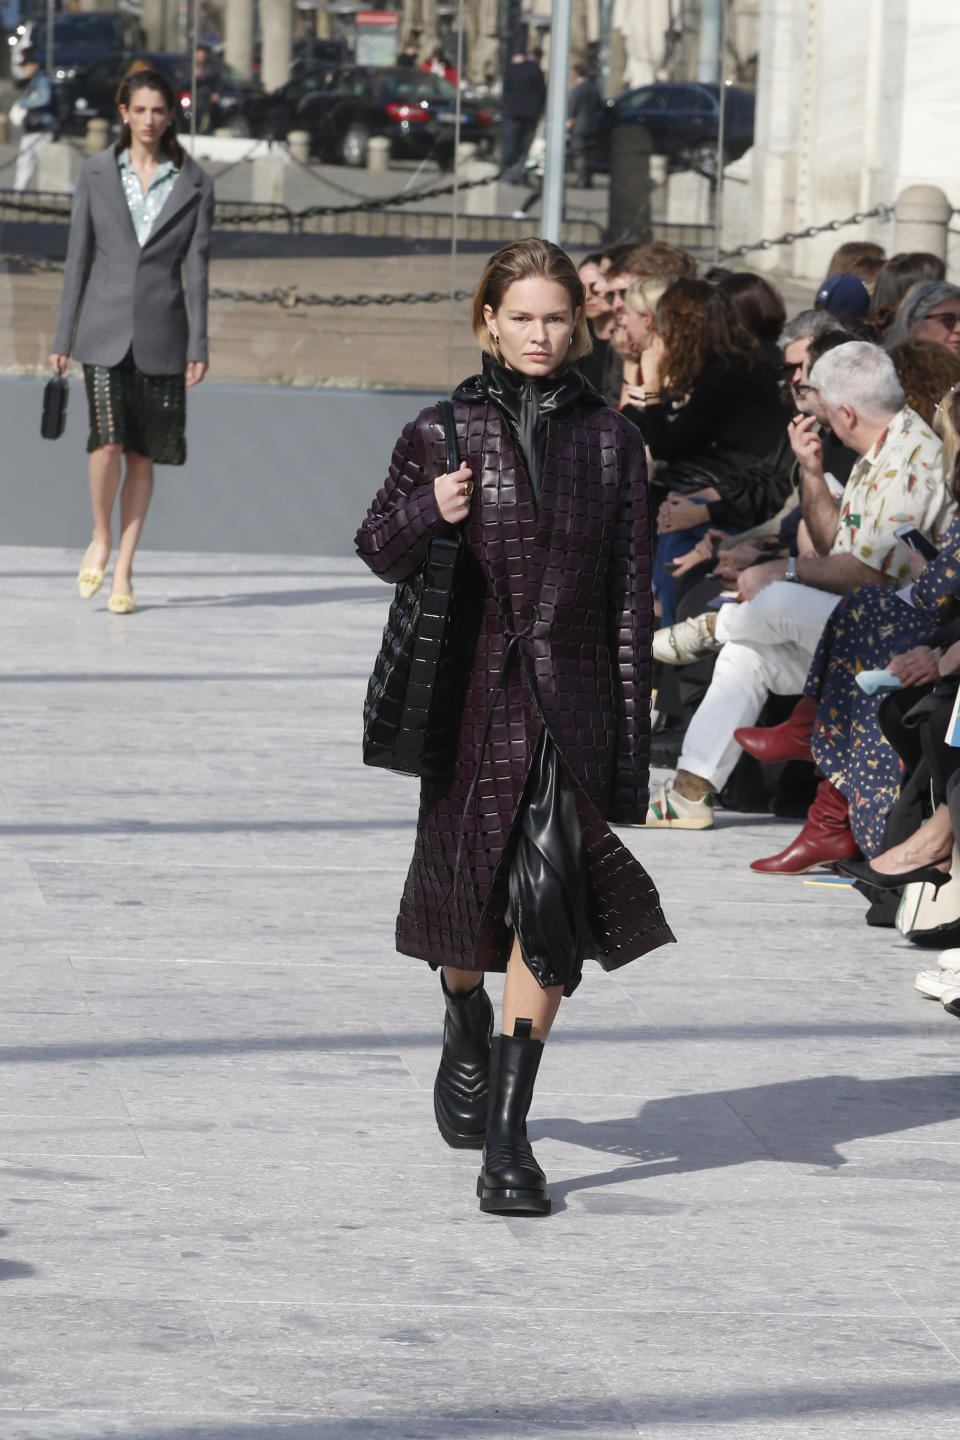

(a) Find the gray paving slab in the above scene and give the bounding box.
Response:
[3,541,960,1439]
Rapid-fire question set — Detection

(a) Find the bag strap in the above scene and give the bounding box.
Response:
[437,399,460,474]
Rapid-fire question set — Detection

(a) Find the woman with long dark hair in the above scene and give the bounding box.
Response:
[356,238,674,1215]
[50,68,214,614]
[622,276,786,624]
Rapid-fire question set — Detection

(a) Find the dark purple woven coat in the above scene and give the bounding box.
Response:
[356,397,675,975]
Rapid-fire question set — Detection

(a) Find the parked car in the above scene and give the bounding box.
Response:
[10,11,142,82]
[55,51,260,136]
[601,81,755,171]
[289,37,346,80]
[234,64,496,166]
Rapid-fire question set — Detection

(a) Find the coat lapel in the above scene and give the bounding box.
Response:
[90,149,138,243]
[142,156,203,248]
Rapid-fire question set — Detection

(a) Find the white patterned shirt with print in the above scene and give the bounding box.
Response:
[830,405,953,585]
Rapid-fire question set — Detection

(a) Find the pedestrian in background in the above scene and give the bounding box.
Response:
[356,238,673,1216]
[193,43,222,134]
[566,62,603,189]
[500,45,545,183]
[49,68,214,615]
[13,48,56,192]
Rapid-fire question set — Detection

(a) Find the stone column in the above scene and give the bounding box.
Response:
[261,0,294,94]
[225,0,255,81]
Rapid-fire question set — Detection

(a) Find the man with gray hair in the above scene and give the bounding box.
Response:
[647,340,953,832]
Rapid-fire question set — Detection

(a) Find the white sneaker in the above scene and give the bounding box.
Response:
[652,613,722,666]
[937,948,960,970]
[645,784,715,830]
[915,968,960,999]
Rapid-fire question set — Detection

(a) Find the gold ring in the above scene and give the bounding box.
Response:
[463,479,474,497]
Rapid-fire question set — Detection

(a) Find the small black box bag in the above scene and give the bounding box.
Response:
[41,367,69,440]
[362,399,465,780]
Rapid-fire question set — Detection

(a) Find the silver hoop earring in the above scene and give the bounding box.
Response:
[568,336,573,347]
[492,332,499,343]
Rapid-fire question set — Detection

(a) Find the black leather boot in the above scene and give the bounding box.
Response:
[434,974,494,1149]
[476,1018,550,1215]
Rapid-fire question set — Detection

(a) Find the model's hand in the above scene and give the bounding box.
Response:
[49,354,69,372]
[888,646,941,687]
[434,462,474,524]
[737,557,788,601]
[186,361,207,388]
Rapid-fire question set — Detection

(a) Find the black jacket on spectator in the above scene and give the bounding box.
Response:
[568,76,604,136]
[623,362,788,529]
[578,326,623,408]
[502,58,546,120]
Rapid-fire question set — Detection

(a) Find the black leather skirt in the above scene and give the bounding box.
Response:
[508,731,589,997]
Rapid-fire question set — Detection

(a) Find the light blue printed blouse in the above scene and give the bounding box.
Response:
[117,150,178,246]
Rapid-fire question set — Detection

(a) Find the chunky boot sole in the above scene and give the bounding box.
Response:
[476,1174,551,1215]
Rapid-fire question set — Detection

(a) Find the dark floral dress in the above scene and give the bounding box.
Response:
[804,513,960,855]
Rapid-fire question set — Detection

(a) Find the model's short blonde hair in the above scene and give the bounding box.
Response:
[623,276,671,318]
[472,236,592,365]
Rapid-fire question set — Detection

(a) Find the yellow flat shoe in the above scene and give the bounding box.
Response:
[107,591,136,615]
[77,567,105,599]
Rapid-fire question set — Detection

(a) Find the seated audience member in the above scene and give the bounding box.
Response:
[577,251,618,400]
[815,274,871,321]
[884,281,960,354]
[718,271,787,380]
[614,276,672,416]
[647,341,952,830]
[740,383,960,873]
[870,252,947,341]
[621,278,787,624]
[601,241,699,416]
[888,339,960,424]
[826,240,886,279]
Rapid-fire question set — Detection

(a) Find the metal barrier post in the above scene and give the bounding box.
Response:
[607,124,651,244]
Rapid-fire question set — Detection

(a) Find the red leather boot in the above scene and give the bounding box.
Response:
[735,695,817,764]
[750,778,860,875]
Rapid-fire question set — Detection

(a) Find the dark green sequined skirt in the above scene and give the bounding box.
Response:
[83,348,186,466]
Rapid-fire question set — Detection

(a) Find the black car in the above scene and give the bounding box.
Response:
[602,81,755,170]
[55,51,260,137]
[236,64,496,166]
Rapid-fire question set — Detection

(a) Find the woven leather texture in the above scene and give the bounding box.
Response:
[356,397,675,976]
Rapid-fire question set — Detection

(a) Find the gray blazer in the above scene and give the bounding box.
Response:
[53,148,214,375]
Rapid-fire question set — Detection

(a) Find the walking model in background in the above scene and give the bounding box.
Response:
[50,68,214,616]
[357,239,674,1216]
[500,47,545,184]
[13,48,56,192]
[566,63,603,189]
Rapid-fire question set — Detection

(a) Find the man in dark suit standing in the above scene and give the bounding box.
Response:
[567,63,603,189]
[501,46,546,183]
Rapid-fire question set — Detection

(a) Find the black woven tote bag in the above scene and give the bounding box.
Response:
[362,400,464,780]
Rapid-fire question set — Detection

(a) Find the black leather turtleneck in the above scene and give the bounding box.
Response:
[454,353,606,506]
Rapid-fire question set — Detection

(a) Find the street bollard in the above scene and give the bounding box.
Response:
[894,186,951,262]
[607,123,652,244]
[367,135,390,173]
[86,118,110,154]
[286,130,310,165]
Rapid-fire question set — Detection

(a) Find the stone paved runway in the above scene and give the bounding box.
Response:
[3,544,960,1439]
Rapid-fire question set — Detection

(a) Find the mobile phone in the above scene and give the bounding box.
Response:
[894,524,938,561]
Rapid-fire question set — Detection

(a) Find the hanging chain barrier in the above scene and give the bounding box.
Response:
[7,190,954,309]
[719,203,894,260]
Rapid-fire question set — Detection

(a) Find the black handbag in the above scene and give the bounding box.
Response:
[41,368,68,440]
[362,399,464,780]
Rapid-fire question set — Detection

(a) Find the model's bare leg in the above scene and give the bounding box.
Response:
[502,937,563,1041]
[84,443,123,572]
[442,966,484,994]
[111,450,154,597]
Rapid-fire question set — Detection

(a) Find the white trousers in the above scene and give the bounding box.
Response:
[14,132,52,192]
[678,581,841,789]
